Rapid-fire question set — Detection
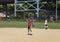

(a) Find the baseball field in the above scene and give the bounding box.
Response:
[0,20,60,42]
[0,28,60,42]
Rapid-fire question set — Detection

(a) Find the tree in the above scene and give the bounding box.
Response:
[57,1,60,10]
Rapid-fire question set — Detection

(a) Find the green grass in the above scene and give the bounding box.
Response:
[0,20,60,29]
[0,21,27,28]
[32,22,60,29]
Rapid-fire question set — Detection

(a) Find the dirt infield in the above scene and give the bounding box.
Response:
[0,28,60,42]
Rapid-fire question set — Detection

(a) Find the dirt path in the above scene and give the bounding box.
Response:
[0,28,60,42]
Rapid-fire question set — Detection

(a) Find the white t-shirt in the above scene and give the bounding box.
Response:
[45,20,48,25]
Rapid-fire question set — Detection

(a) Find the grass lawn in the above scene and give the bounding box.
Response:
[0,20,60,29]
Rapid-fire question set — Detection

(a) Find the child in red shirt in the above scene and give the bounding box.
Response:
[27,17,32,35]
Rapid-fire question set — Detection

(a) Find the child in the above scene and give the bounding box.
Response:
[27,17,32,35]
[44,19,48,30]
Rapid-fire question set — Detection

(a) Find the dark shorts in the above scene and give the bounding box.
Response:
[45,24,48,26]
[28,26,31,29]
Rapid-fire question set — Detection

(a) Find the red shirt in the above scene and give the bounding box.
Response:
[27,18,31,26]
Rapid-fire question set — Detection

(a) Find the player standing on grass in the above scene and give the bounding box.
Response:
[44,19,48,30]
[27,17,32,35]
